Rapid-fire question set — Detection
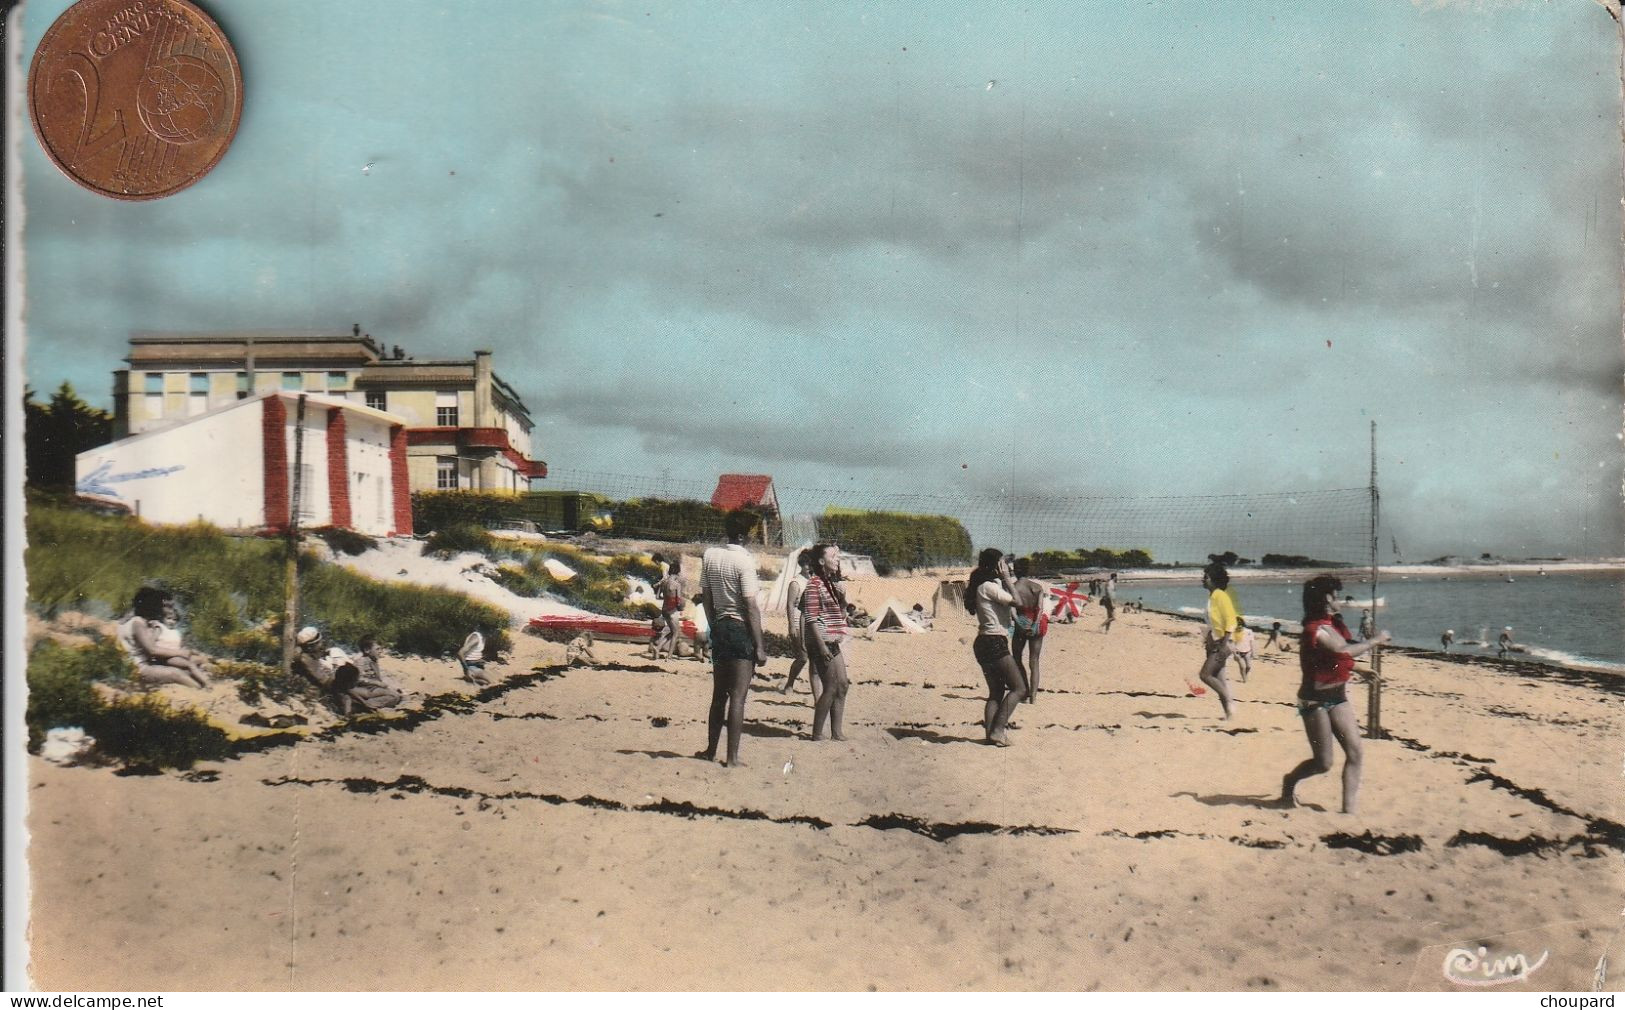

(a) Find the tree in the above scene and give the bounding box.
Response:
[25,383,112,490]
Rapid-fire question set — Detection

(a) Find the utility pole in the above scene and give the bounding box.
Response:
[280,395,307,673]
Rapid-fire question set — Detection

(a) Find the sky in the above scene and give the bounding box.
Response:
[12,0,1624,560]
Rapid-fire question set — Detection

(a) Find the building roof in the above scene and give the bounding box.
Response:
[711,474,777,512]
[83,390,403,456]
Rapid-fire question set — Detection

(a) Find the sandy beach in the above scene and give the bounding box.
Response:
[24,572,1622,991]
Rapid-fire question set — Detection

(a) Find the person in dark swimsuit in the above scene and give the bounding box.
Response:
[1279,574,1390,815]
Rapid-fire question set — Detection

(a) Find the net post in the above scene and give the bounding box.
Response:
[1367,420,1383,739]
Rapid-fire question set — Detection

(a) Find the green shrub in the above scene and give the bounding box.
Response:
[25,502,512,661]
[24,639,229,770]
[816,509,973,574]
[299,562,512,657]
[313,526,378,556]
[91,693,230,770]
[422,523,495,557]
[411,490,610,536]
[610,498,728,543]
[487,545,658,620]
[24,639,120,752]
[1018,547,1157,576]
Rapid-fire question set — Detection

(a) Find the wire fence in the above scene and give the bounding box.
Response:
[538,467,1374,570]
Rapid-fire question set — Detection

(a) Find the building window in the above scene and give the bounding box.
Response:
[376,475,388,527]
[365,391,386,412]
[436,457,459,490]
[328,371,349,391]
[281,372,301,391]
[186,373,208,416]
[236,372,249,399]
[143,373,163,394]
[144,393,163,418]
[297,464,318,521]
[435,391,458,427]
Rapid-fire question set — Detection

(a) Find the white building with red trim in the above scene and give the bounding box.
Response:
[75,391,412,537]
[109,329,546,495]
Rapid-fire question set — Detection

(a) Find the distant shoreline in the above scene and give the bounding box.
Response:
[1058,560,1625,584]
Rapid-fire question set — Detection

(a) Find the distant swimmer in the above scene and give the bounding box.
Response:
[1358,609,1374,642]
[1441,629,1455,652]
[1497,626,1515,659]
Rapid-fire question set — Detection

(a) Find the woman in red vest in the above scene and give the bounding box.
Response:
[1280,574,1390,815]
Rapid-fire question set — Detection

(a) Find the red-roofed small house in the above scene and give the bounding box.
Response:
[711,474,782,544]
[711,474,778,514]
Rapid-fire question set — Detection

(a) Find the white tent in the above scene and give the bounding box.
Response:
[764,542,813,614]
[865,598,927,635]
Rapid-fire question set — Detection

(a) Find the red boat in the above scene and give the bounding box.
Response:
[527,613,697,644]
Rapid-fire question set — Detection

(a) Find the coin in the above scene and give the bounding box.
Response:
[28,0,243,200]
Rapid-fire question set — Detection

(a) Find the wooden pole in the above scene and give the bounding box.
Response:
[1368,420,1383,738]
[280,395,307,673]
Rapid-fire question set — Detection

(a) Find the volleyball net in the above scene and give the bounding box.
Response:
[536,467,1376,572]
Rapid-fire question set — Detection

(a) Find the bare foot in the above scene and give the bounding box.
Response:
[989,732,1011,747]
[810,733,826,741]
[1278,775,1298,808]
[830,732,847,742]
[694,750,716,762]
[722,758,747,768]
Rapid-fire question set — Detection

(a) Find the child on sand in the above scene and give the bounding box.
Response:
[347,635,406,711]
[565,632,599,667]
[458,629,491,686]
[1232,620,1255,683]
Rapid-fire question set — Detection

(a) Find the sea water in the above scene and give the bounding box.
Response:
[1119,571,1625,673]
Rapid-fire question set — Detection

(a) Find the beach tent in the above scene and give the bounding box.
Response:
[764,542,813,614]
[933,580,966,616]
[866,598,926,635]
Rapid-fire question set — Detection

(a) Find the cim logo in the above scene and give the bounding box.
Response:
[1442,945,1549,986]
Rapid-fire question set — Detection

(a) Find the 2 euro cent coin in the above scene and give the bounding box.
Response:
[28,0,243,200]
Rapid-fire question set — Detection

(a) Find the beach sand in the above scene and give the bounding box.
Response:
[25,574,1623,991]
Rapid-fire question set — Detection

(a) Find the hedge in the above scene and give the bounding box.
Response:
[814,508,972,574]
[412,490,610,535]
[1017,547,1155,576]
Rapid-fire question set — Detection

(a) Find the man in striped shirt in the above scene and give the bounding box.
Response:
[698,510,767,767]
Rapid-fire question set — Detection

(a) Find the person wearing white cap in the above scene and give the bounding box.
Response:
[291,626,359,713]
[1441,629,1455,652]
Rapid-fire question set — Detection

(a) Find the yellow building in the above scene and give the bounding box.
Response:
[112,328,545,494]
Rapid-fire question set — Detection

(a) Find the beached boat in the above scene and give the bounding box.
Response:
[526,613,695,643]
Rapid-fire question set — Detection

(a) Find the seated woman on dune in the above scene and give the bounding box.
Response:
[117,587,214,689]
